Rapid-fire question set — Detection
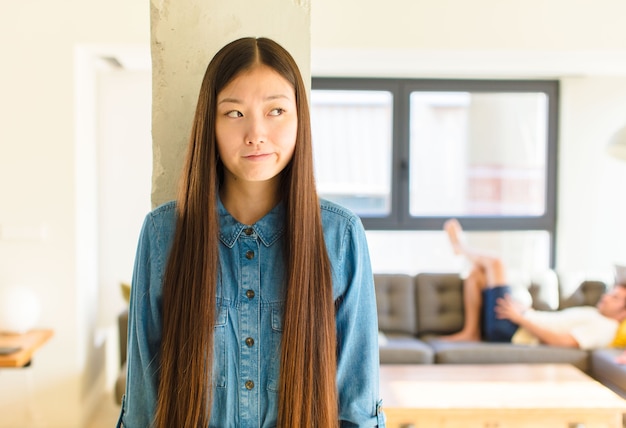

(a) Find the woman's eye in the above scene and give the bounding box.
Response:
[269,108,285,116]
[226,110,243,118]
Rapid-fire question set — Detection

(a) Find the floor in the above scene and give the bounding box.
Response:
[87,393,120,428]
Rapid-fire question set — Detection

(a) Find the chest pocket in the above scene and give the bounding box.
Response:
[267,307,283,392]
[213,304,228,388]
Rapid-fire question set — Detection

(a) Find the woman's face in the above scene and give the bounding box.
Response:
[215,64,297,187]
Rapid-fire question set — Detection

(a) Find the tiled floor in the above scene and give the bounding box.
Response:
[86,393,120,428]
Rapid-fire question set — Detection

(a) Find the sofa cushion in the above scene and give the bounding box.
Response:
[591,348,626,398]
[374,274,417,335]
[428,339,590,372]
[379,334,434,364]
[560,280,607,309]
[414,273,464,335]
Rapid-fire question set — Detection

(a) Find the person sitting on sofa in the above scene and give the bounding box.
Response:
[441,218,626,350]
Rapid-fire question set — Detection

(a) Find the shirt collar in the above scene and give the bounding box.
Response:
[218,198,285,248]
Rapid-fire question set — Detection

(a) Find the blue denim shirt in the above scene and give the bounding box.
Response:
[118,198,385,427]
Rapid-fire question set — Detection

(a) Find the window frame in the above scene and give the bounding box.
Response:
[311,77,559,266]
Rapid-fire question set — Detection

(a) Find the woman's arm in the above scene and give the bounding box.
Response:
[334,216,386,427]
[117,212,167,427]
[495,294,579,348]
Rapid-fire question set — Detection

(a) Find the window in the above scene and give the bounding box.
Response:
[311,78,558,267]
[310,89,393,216]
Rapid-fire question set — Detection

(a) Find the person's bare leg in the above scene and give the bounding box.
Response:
[444,218,507,286]
[444,218,466,256]
[440,219,511,341]
[440,266,484,341]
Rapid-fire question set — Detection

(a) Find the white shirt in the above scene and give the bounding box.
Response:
[511,306,618,350]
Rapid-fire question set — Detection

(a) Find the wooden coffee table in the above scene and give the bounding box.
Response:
[380,364,626,428]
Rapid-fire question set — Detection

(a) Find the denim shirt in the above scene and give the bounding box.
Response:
[118,198,385,427]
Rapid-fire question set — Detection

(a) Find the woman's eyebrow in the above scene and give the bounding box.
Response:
[218,97,240,105]
[218,94,291,105]
[265,94,291,101]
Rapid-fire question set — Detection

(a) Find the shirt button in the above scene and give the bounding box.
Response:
[245,380,254,390]
[245,337,254,347]
[246,289,255,299]
[245,250,254,260]
[244,227,254,236]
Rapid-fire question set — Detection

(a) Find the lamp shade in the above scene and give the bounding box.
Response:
[607,124,626,161]
[0,286,41,334]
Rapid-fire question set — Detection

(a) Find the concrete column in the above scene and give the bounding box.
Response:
[150,0,311,207]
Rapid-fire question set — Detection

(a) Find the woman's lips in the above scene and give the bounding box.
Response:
[244,153,272,161]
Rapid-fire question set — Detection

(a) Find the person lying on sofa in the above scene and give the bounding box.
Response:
[441,218,626,350]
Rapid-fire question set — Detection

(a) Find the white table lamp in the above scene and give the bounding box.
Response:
[0,286,41,334]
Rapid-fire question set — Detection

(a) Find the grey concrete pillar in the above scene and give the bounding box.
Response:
[150,0,311,206]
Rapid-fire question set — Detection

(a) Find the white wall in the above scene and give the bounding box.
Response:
[313,0,626,51]
[96,67,152,328]
[0,1,149,427]
[311,0,626,278]
[558,77,626,275]
[96,66,152,391]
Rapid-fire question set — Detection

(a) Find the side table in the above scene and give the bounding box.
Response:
[0,329,53,368]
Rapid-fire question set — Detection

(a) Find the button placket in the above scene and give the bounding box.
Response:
[238,229,260,423]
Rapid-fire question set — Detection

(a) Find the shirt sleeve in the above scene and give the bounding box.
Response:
[334,216,386,427]
[118,213,165,428]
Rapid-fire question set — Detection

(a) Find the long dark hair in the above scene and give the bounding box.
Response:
[154,37,338,428]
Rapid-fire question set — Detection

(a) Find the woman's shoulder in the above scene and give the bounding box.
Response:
[319,198,361,226]
[147,200,176,219]
[143,200,177,235]
[149,200,177,216]
[318,198,366,243]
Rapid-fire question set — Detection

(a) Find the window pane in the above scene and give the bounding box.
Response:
[311,90,393,217]
[409,91,548,216]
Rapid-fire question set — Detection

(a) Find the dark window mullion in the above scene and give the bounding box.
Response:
[395,82,410,228]
[546,82,559,268]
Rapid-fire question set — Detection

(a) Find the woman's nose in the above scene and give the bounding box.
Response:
[245,116,266,145]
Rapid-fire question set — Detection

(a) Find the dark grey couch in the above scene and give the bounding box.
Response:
[114,271,626,404]
[375,272,626,398]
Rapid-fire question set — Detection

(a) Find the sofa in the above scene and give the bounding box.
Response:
[114,270,626,404]
[375,271,626,398]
